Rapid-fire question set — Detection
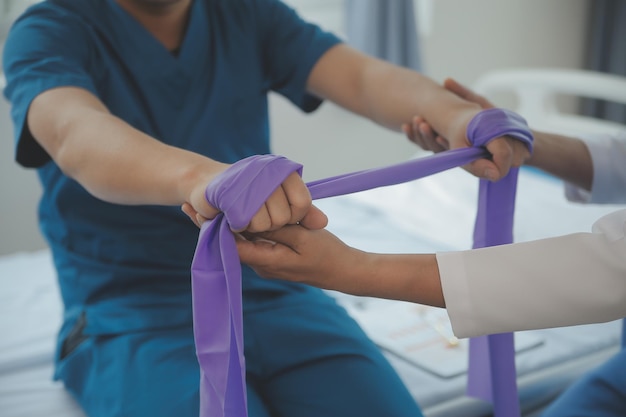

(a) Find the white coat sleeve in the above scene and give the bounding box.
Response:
[565,131,626,204]
[437,209,626,339]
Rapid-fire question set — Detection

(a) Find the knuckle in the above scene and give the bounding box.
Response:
[289,193,312,213]
[272,210,292,229]
[248,216,271,233]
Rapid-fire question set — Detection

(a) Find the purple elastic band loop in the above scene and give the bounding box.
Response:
[467,108,534,153]
[204,155,303,230]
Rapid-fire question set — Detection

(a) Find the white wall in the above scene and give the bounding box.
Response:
[0,0,590,254]
[420,0,590,113]
[1,0,46,255]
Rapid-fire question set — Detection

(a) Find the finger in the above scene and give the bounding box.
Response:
[435,136,451,150]
[244,202,271,233]
[410,116,432,149]
[280,172,313,224]
[181,203,201,228]
[200,205,220,221]
[417,121,447,153]
[237,226,303,261]
[403,122,424,148]
[236,237,278,263]
[465,136,531,181]
[407,127,426,149]
[298,204,328,230]
[415,118,434,141]
[254,225,304,248]
[443,78,472,99]
[264,186,292,230]
[412,115,425,137]
[237,227,308,280]
[412,116,449,153]
[443,78,494,109]
[402,123,411,136]
[486,137,514,179]
[192,192,220,222]
[443,78,480,102]
[406,118,426,148]
[510,139,530,167]
[236,240,282,279]
[465,158,500,182]
[196,213,209,227]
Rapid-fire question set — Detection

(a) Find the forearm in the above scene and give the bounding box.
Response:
[359,61,480,139]
[526,130,593,191]
[57,112,224,205]
[357,252,445,307]
[308,45,481,140]
[310,243,445,307]
[238,226,445,307]
[29,87,227,206]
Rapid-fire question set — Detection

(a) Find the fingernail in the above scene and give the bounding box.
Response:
[484,168,497,181]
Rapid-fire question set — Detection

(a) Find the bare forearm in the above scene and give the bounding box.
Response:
[359,61,480,138]
[357,252,445,307]
[309,45,481,139]
[238,226,445,307]
[526,130,593,191]
[29,87,226,206]
[57,112,224,205]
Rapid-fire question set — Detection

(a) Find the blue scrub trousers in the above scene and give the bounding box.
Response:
[541,348,626,417]
[57,295,423,417]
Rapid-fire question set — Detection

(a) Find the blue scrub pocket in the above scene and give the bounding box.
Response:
[60,312,89,361]
[55,319,96,407]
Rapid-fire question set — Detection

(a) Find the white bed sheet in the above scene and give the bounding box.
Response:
[1,250,86,417]
[1,166,623,417]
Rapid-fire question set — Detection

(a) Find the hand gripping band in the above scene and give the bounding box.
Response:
[467,107,534,152]
[191,108,533,417]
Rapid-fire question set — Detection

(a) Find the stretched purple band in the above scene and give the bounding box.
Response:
[466,108,529,416]
[192,108,532,417]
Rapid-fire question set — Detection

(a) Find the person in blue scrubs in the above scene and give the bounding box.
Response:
[2,1,528,416]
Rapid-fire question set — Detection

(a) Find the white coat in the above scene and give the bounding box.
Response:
[437,132,626,338]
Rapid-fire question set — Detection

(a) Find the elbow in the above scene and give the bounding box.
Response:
[47,120,83,180]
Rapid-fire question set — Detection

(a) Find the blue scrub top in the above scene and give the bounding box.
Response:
[3,0,341,337]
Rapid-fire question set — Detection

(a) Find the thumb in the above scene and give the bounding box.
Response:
[236,235,276,264]
[298,204,328,230]
[236,226,302,264]
[444,78,494,109]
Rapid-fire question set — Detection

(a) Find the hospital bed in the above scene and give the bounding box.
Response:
[2,68,625,417]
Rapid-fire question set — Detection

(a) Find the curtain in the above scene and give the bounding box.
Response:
[343,0,421,71]
[582,0,626,124]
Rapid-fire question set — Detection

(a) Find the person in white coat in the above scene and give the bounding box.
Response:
[237,79,626,416]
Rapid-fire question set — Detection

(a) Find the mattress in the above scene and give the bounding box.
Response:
[0,250,86,417]
[1,165,623,417]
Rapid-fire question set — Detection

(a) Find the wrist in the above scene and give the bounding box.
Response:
[446,105,482,147]
[177,155,228,210]
[523,130,542,167]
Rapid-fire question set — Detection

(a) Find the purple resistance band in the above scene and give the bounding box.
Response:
[191,108,533,417]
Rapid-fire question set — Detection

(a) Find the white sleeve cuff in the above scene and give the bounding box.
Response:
[436,251,476,339]
[566,132,626,204]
